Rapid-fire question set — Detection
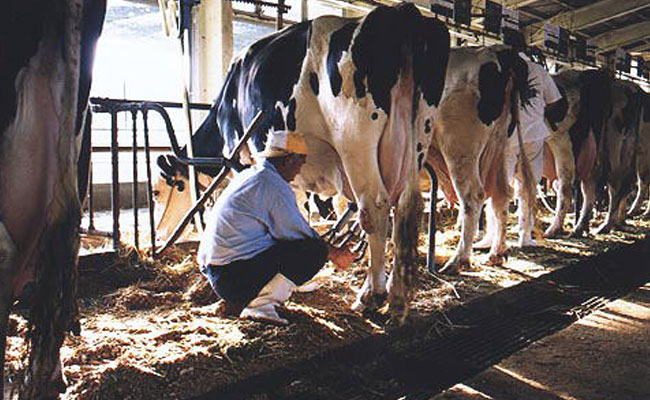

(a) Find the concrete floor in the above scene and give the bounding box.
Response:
[434,283,650,400]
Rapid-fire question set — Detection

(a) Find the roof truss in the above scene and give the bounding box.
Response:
[533,0,649,36]
[592,20,650,52]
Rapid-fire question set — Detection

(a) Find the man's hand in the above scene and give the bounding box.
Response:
[327,245,356,270]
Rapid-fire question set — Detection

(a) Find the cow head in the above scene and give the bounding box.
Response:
[153,155,195,242]
[150,19,313,243]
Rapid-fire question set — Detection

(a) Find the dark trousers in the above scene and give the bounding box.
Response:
[203,238,328,306]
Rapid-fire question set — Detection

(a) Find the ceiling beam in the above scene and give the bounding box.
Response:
[593,21,650,52]
[550,0,648,31]
[502,0,542,8]
[527,0,650,45]
[628,41,650,53]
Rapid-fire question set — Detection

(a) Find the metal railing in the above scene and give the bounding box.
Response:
[83,97,441,271]
[86,97,213,254]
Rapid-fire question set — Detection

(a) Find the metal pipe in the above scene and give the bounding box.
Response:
[90,96,212,110]
[91,100,224,168]
[323,202,358,244]
[110,111,121,250]
[89,145,172,153]
[353,236,368,262]
[143,102,225,168]
[424,163,438,274]
[79,228,113,238]
[131,110,140,251]
[276,0,284,30]
[88,161,95,231]
[338,222,360,248]
[143,110,157,256]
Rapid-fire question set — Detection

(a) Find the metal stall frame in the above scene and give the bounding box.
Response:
[83,98,441,273]
[86,97,212,256]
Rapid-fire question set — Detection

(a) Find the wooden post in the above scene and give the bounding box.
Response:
[277,0,285,30]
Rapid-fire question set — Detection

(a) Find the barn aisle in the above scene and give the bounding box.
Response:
[435,284,650,400]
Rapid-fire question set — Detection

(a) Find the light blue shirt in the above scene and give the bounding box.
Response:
[197,159,319,267]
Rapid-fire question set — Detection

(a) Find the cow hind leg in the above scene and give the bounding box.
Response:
[0,299,10,400]
[596,186,628,234]
[0,223,17,398]
[572,179,597,237]
[473,201,497,250]
[20,208,80,399]
[440,164,484,274]
[386,184,422,323]
[629,176,650,217]
[513,180,538,248]
[644,183,650,217]
[487,194,509,266]
[351,208,389,312]
[544,135,575,238]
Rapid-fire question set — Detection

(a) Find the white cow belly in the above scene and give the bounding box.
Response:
[0,53,67,274]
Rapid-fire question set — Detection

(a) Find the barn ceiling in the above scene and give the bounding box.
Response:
[505,0,650,56]
[131,0,650,59]
[126,0,650,78]
[331,0,650,65]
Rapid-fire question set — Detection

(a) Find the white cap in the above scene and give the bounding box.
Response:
[256,130,308,158]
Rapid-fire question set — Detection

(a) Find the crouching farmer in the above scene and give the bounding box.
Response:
[197,131,354,325]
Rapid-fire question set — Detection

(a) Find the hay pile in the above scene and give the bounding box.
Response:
[4,208,649,399]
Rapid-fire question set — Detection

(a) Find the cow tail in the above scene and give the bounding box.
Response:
[513,92,538,236]
[390,46,419,323]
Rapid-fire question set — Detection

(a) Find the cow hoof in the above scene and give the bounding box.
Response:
[53,376,67,394]
[595,223,612,235]
[47,360,68,397]
[516,238,539,248]
[486,253,506,266]
[388,295,409,326]
[628,209,642,218]
[351,292,387,312]
[570,227,587,238]
[543,227,564,239]
[438,259,470,275]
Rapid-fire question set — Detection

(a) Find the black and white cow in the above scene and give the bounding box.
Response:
[425,45,535,273]
[542,69,612,237]
[1,0,106,396]
[594,79,645,232]
[543,70,644,236]
[629,91,650,217]
[155,4,450,320]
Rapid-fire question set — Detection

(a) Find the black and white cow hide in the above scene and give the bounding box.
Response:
[0,0,106,397]
[155,3,450,321]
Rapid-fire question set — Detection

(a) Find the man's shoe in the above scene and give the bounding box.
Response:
[240,303,288,325]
